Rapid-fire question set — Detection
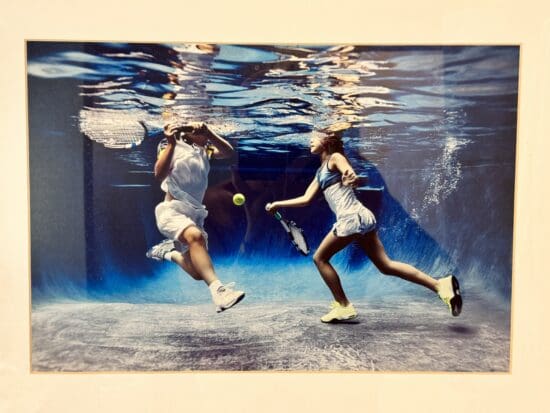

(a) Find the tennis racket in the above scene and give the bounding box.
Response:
[78,108,217,150]
[266,206,310,256]
[78,109,200,149]
[78,107,152,149]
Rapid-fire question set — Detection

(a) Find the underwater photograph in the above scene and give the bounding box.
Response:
[27,42,518,372]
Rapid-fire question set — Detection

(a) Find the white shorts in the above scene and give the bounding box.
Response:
[155,199,209,253]
[332,207,377,237]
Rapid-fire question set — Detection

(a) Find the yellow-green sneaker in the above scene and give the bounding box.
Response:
[320,301,357,323]
[436,275,462,316]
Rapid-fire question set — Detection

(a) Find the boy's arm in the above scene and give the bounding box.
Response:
[203,125,235,159]
[266,178,320,211]
[154,124,177,180]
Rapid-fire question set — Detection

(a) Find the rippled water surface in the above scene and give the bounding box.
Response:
[29,44,518,160]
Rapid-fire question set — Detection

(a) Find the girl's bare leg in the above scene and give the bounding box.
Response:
[313,231,356,306]
[357,231,438,292]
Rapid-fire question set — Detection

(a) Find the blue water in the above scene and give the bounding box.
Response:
[27,43,518,305]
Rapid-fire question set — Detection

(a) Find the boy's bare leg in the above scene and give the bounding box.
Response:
[170,251,202,281]
[178,226,218,285]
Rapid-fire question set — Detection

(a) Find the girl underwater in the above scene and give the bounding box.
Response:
[266,125,462,323]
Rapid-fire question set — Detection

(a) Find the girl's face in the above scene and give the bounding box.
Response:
[309,133,326,154]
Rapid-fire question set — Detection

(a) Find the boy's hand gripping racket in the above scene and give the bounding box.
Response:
[266,206,310,256]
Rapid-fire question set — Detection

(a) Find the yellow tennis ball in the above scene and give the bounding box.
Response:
[233,193,246,206]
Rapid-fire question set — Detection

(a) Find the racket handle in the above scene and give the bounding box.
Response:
[265,203,282,220]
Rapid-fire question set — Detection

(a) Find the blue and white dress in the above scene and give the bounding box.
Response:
[316,156,377,237]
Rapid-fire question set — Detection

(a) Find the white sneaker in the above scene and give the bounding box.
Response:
[212,282,245,313]
[320,301,358,323]
[146,239,176,261]
[436,275,462,316]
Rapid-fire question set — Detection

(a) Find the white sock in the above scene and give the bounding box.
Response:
[164,250,178,262]
[208,280,222,295]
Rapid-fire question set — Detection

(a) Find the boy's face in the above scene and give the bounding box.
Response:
[184,131,209,147]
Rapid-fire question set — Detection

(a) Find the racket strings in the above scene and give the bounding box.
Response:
[79,108,148,149]
[289,223,309,254]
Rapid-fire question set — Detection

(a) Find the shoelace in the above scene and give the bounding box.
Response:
[154,240,174,253]
[218,282,236,293]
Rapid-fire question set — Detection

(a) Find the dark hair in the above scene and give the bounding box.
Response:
[319,129,345,154]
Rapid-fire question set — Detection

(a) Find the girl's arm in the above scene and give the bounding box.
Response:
[154,124,178,181]
[329,152,359,188]
[266,178,320,212]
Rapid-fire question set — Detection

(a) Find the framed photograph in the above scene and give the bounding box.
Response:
[3,1,550,412]
[28,41,517,373]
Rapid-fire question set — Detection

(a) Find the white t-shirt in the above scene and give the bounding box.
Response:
[157,138,210,206]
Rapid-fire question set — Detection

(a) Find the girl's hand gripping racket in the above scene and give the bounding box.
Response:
[265,204,310,256]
